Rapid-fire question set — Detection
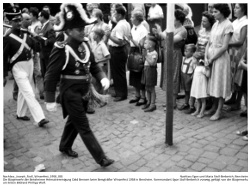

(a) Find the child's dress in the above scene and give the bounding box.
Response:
[190,66,209,99]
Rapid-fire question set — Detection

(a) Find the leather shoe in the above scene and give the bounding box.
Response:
[184,107,196,114]
[144,105,156,112]
[178,103,189,111]
[136,98,147,106]
[129,96,140,103]
[86,106,95,114]
[240,110,247,117]
[38,119,49,127]
[100,157,114,167]
[177,94,185,99]
[59,149,78,158]
[16,116,30,121]
[114,97,127,102]
[142,103,150,110]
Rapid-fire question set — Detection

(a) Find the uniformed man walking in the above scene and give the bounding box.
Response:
[3,5,49,127]
[44,3,114,167]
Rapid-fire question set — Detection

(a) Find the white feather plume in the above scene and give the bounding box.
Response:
[54,3,96,31]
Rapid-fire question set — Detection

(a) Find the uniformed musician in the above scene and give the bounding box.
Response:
[44,3,114,167]
[3,5,49,127]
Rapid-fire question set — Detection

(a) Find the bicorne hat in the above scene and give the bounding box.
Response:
[54,3,97,31]
[4,4,22,21]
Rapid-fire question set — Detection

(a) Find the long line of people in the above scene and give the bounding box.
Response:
[3,3,248,142]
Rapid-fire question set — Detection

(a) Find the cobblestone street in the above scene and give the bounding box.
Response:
[3,67,248,172]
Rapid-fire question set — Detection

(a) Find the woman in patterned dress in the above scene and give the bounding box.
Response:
[205,4,233,121]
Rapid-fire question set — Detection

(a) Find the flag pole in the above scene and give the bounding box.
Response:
[165,3,174,145]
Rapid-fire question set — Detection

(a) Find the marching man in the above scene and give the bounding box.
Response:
[3,5,49,127]
[44,3,114,167]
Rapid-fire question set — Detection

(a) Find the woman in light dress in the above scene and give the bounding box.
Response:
[205,4,233,121]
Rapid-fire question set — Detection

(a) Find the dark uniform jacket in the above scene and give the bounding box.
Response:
[44,40,106,118]
[3,29,40,77]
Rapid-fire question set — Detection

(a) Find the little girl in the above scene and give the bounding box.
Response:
[190,59,210,118]
[141,36,158,112]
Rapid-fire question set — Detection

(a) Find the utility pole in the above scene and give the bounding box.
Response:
[165,3,174,146]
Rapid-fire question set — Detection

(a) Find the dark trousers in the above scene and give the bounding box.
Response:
[109,46,128,98]
[59,87,105,164]
[40,56,49,78]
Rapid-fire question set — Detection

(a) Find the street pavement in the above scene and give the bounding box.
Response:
[3,67,248,172]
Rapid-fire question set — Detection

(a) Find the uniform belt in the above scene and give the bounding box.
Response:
[61,75,89,80]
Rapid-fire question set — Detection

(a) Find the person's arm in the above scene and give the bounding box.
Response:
[153,23,165,40]
[44,46,65,103]
[228,26,247,48]
[107,31,124,46]
[45,27,56,47]
[96,54,111,63]
[145,52,157,66]
[208,33,231,65]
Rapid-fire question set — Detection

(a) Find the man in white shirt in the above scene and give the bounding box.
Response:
[107,6,131,102]
[147,3,164,34]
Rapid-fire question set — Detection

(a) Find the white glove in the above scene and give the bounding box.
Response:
[46,103,57,112]
[100,78,110,90]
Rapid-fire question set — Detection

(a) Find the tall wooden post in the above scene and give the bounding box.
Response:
[165,3,174,146]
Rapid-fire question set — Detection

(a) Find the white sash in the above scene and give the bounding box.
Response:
[62,42,90,70]
[9,33,31,64]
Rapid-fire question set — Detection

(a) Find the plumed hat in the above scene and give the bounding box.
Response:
[54,3,97,31]
[4,4,22,21]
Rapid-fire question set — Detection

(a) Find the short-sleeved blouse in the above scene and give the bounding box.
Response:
[208,19,233,49]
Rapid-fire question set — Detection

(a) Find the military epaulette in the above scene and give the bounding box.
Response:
[54,41,67,48]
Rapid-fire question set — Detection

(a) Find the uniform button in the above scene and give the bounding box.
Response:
[75,70,80,74]
[75,62,80,67]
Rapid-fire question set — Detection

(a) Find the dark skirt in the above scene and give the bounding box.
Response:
[129,71,145,89]
[141,66,157,87]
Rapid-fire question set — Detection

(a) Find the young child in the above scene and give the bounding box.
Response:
[141,36,158,112]
[179,44,197,111]
[190,59,210,118]
[91,28,111,94]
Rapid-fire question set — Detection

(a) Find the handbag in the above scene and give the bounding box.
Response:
[127,45,144,72]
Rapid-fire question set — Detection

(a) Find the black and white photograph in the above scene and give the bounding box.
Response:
[1,1,248,187]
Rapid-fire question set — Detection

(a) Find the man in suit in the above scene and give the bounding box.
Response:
[37,10,56,80]
[44,3,114,167]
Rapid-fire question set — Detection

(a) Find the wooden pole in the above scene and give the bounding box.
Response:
[165,3,174,146]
